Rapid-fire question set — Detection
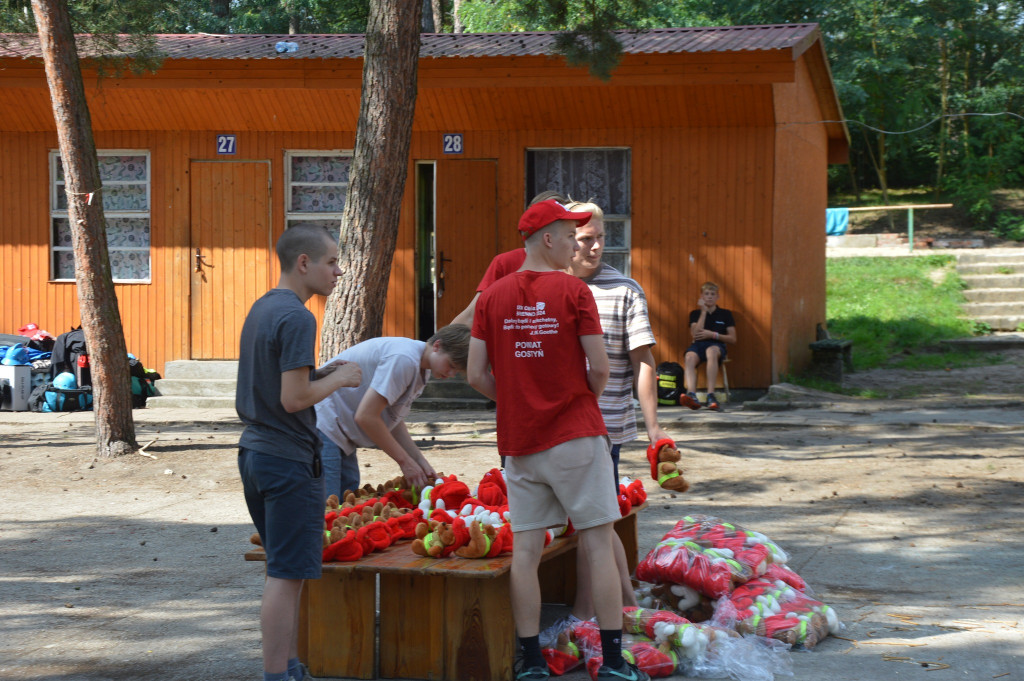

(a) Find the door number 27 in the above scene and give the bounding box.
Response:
[216,134,237,155]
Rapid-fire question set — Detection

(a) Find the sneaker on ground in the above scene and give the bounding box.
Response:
[513,659,551,680]
[679,392,701,410]
[538,614,584,648]
[706,393,723,412]
[597,661,651,681]
[289,663,313,681]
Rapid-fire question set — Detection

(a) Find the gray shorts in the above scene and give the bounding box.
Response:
[238,447,325,580]
[505,435,619,532]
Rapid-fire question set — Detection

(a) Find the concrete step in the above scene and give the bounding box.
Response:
[957,262,1024,275]
[146,395,236,409]
[960,273,1024,289]
[420,377,484,399]
[941,332,1024,351]
[164,360,239,380]
[962,288,1024,303]
[411,396,493,411]
[958,301,1024,315]
[153,378,237,397]
[962,302,1024,317]
[962,315,1024,332]
[957,252,1024,265]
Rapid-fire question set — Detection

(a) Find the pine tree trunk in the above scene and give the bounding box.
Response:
[32,0,138,457]
[320,0,422,361]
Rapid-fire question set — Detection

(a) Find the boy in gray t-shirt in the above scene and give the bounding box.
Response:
[236,224,360,681]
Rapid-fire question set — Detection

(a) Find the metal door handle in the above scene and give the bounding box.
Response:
[437,251,453,299]
[194,248,214,273]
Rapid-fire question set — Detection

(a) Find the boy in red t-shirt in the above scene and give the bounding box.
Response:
[468,201,650,681]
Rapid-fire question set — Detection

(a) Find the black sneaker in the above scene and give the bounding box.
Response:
[679,392,701,410]
[513,659,550,680]
[706,393,723,412]
[597,661,651,681]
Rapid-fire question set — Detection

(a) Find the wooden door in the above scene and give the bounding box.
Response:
[433,159,499,326]
[189,161,272,359]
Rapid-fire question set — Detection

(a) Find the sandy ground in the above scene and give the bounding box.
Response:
[1,353,1023,680]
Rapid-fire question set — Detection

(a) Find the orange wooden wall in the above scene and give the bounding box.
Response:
[771,57,830,380]
[0,50,837,387]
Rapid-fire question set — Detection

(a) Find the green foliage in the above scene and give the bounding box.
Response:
[994,213,1024,242]
[969,319,993,336]
[825,255,976,369]
[459,0,656,79]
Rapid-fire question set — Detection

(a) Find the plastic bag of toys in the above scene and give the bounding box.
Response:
[636,515,781,598]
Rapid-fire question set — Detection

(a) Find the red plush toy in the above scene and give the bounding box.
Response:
[322,527,364,562]
[430,478,472,512]
[454,520,513,558]
[645,438,690,492]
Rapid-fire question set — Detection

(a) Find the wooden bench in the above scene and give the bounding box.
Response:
[245,504,644,681]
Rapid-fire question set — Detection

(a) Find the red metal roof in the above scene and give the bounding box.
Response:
[0,24,821,61]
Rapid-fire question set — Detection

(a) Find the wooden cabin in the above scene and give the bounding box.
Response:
[0,26,849,389]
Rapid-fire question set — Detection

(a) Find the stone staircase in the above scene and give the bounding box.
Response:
[957,251,1024,332]
[147,359,489,410]
[148,360,238,409]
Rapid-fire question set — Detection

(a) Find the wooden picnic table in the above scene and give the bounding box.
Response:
[245,503,644,681]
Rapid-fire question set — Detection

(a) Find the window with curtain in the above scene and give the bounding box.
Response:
[525,147,632,274]
[285,151,353,242]
[50,151,151,282]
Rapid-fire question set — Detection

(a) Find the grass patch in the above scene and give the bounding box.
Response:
[822,254,978,370]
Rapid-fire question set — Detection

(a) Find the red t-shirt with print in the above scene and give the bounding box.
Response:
[472,269,607,457]
[476,249,527,292]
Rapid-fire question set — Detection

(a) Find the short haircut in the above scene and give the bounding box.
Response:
[701,281,720,293]
[276,223,333,272]
[529,189,569,206]
[565,200,604,221]
[427,324,471,370]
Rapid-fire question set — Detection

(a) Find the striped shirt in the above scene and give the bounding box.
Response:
[583,263,657,445]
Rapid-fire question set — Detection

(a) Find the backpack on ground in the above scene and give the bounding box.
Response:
[42,372,92,412]
[131,375,158,408]
[656,361,685,406]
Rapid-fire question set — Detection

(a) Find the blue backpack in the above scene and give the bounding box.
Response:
[43,372,92,412]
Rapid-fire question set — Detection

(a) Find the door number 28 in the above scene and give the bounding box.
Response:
[442,133,463,155]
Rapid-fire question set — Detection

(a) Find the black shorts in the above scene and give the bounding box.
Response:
[685,340,727,364]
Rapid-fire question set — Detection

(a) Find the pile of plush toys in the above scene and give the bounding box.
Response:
[250,467,649,564]
[540,514,843,679]
[408,468,648,559]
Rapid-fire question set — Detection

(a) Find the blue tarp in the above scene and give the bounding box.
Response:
[826,208,849,236]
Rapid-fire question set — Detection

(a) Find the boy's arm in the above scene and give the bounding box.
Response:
[580,334,609,397]
[389,420,437,483]
[451,292,481,328]
[280,362,362,413]
[719,325,737,344]
[690,308,708,339]
[354,388,435,489]
[630,345,670,443]
[467,337,496,400]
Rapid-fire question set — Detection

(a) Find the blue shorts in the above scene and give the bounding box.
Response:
[686,340,727,364]
[238,447,325,580]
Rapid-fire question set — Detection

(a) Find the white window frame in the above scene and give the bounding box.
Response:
[284,150,354,242]
[49,149,151,283]
[525,146,632,276]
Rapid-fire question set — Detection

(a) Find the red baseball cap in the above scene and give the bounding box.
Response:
[517,200,591,240]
